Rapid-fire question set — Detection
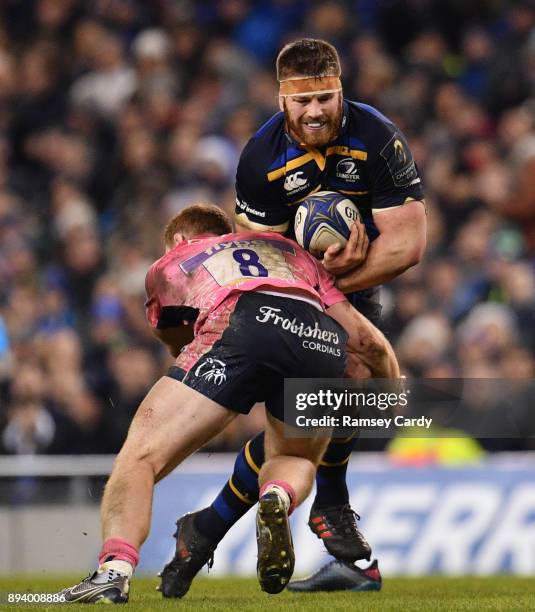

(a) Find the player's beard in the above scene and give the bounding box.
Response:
[284,98,342,147]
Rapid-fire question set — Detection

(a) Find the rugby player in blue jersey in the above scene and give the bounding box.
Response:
[164,38,426,593]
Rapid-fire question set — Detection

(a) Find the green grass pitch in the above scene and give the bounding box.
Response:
[1,575,534,611]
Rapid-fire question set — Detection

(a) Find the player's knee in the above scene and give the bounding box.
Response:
[113,443,161,477]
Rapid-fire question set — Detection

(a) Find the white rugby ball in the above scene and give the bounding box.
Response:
[294,191,361,258]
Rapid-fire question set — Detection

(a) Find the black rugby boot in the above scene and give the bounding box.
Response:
[159,512,217,598]
[309,503,372,562]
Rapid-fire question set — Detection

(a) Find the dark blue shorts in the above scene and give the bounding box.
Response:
[166,292,347,420]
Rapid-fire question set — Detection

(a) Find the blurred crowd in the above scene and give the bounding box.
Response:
[1,0,535,455]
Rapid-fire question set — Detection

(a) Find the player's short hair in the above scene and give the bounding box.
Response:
[276,38,341,81]
[164,203,233,247]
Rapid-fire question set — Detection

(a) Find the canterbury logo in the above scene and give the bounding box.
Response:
[284,171,307,191]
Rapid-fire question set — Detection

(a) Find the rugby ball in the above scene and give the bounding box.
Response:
[294,191,361,258]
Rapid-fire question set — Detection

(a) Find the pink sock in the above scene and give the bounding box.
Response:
[99,538,139,569]
[260,479,297,515]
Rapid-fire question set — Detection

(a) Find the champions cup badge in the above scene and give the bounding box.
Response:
[194,358,227,385]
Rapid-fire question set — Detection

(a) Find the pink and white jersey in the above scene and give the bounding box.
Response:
[145,231,345,334]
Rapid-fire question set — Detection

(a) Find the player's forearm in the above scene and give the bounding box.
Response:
[345,326,400,379]
[326,301,400,379]
[374,336,400,379]
[335,237,422,292]
[336,201,427,292]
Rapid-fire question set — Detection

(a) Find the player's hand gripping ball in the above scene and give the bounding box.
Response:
[294,191,362,258]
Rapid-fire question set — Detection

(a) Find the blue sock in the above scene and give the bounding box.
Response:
[313,434,358,509]
[194,432,265,542]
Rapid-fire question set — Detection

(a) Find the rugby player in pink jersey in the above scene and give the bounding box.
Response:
[59,204,398,603]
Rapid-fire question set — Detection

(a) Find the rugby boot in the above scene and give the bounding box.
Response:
[256,492,295,594]
[159,511,217,598]
[59,563,130,603]
[309,503,371,561]
[287,558,382,593]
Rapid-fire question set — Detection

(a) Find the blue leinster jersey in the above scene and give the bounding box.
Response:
[235,100,424,242]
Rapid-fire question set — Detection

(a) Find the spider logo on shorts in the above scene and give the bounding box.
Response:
[194,358,227,385]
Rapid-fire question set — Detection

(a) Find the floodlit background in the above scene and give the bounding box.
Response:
[0,0,535,576]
